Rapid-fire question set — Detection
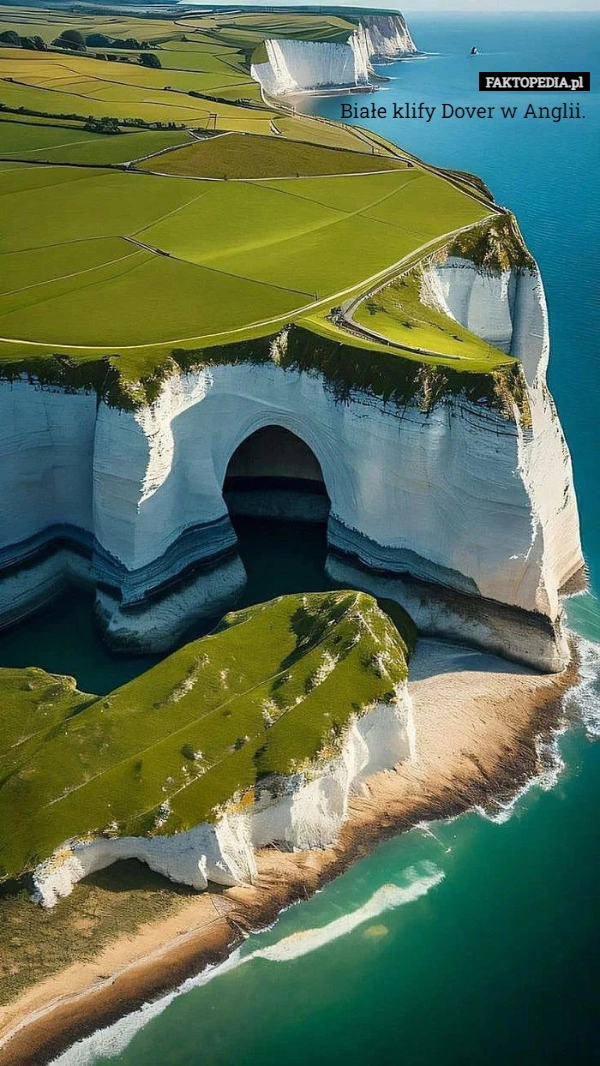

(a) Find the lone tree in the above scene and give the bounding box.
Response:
[56,29,86,51]
[139,52,161,69]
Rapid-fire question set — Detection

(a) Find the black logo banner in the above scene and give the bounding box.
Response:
[479,72,590,91]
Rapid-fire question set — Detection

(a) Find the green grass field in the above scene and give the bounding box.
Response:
[0,10,531,980]
[0,4,518,398]
[0,592,411,882]
[0,162,492,363]
[140,132,406,179]
[274,114,389,154]
[353,266,509,369]
[0,119,190,164]
[0,50,279,130]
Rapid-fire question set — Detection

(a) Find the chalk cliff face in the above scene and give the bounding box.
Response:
[250,13,418,96]
[360,12,418,61]
[0,255,583,672]
[251,36,371,96]
[0,237,584,673]
[420,256,584,626]
[32,696,413,907]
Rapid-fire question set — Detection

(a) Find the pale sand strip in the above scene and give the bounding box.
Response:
[0,639,576,1066]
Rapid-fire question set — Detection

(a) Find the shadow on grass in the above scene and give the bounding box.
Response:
[0,873,34,901]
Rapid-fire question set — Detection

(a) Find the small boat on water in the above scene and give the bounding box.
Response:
[471,46,479,55]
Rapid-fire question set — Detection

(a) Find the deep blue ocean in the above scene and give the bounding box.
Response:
[26,12,600,1066]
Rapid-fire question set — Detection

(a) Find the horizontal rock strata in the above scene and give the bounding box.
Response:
[0,258,584,667]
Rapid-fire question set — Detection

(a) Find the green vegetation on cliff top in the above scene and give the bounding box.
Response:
[0,591,412,882]
[353,266,507,365]
[0,4,525,409]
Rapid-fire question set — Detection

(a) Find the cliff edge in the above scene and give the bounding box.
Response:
[0,593,414,906]
[250,11,419,96]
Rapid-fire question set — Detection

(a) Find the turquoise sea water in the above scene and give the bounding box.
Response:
[0,519,336,695]
[4,13,599,1066]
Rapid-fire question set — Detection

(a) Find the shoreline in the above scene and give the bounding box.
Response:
[0,638,579,1066]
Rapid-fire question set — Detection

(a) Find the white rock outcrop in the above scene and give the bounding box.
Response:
[421,256,584,624]
[0,262,584,669]
[251,36,371,96]
[250,13,418,96]
[32,696,413,907]
[360,12,418,61]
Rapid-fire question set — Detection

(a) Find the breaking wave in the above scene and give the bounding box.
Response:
[565,636,600,739]
[42,638,600,1064]
[475,633,600,824]
[474,724,567,825]
[249,863,444,964]
[49,862,444,1066]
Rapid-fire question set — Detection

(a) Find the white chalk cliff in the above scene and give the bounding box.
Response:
[32,696,413,907]
[250,12,418,96]
[420,254,584,627]
[0,250,584,672]
[360,12,418,60]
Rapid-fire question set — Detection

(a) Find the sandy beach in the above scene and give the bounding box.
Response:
[0,638,577,1066]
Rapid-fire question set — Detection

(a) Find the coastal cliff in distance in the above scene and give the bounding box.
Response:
[0,6,591,1063]
[251,11,419,96]
[361,12,418,60]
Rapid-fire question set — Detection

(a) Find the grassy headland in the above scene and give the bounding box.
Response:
[0,591,412,884]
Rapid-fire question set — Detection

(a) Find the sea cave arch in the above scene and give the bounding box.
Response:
[223,424,331,524]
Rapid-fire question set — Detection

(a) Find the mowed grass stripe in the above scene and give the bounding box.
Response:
[139,133,407,179]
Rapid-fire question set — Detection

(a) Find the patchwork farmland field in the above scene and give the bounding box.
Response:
[0,3,511,390]
[0,120,190,164]
[140,132,408,179]
[0,164,491,355]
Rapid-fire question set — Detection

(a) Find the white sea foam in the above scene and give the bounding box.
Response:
[475,633,600,824]
[564,636,600,738]
[49,863,444,1066]
[46,641,600,1065]
[474,724,567,825]
[47,953,246,1066]
[250,863,444,964]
